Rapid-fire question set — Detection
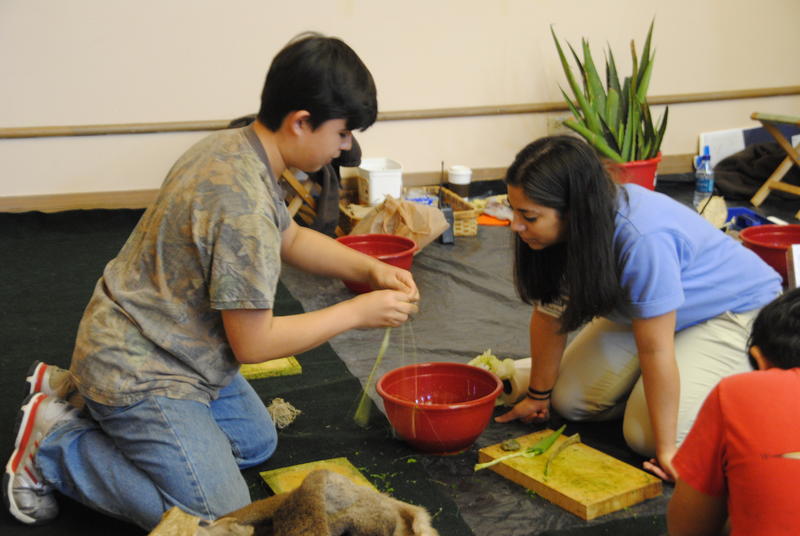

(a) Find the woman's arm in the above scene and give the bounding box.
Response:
[632,310,679,481]
[496,309,567,423]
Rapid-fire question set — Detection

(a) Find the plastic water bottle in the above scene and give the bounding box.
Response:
[693,145,715,210]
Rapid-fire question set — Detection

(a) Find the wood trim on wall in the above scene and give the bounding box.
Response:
[1,85,793,211]
[1,86,798,139]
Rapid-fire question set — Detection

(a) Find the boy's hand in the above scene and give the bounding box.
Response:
[350,289,419,328]
[367,263,419,302]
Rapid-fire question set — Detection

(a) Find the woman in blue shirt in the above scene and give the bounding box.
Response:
[496,136,782,481]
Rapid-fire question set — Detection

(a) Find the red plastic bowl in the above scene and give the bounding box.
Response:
[376,362,502,454]
[739,224,800,283]
[335,234,418,293]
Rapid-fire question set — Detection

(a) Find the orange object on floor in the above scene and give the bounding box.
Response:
[478,213,510,226]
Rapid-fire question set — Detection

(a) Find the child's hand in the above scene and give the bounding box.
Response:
[367,263,419,303]
[350,289,419,328]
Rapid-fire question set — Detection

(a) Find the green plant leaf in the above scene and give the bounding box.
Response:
[652,105,669,157]
[619,77,631,129]
[567,41,588,96]
[638,19,655,89]
[598,114,622,153]
[581,38,607,116]
[560,88,586,128]
[636,55,654,104]
[564,119,624,162]
[604,88,621,145]
[605,47,622,95]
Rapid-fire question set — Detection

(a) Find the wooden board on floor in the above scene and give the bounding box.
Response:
[259,457,374,495]
[240,356,302,379]
[478,429,662,520]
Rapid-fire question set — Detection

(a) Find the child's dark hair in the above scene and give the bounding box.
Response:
[258,32,377,132]
[505,135,625,333]
[748,288,800,369]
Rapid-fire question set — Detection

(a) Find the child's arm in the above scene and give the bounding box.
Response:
[221,221,419,364]
[280,221,418,299]
[221,290,417,363]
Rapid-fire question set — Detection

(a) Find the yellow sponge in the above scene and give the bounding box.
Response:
[240,356,302,380]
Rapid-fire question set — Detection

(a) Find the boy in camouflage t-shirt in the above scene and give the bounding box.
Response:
[4,33,419,529]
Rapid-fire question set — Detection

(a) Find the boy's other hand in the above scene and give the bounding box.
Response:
[350,290,419,328]
[367,264,419,302]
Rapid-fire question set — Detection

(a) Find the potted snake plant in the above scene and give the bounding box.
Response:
[551,20,668,189]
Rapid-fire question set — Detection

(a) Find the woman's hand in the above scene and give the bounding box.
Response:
[643,445,678,482]
[349,289,419,328]
[494,396,551,424]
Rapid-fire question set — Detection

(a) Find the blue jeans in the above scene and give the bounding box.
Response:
[37,374,277,530]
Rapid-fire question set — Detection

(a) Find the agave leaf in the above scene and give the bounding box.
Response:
[567,41,588,95]
[626,103,640,161]
[605,47,622,95]
[597,114,622,153]
[638,19,655,88]
[581,38,607,115]
[551,26,603,134]
[641,103,656,141]
[564,119,624,162]
[620,77,631,125]
[636,54,654,104]
[652,105,669,156]
[560,88,586,126]
[605,88,621,144]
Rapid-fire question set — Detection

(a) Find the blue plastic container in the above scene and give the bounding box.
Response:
[725,207,771,231]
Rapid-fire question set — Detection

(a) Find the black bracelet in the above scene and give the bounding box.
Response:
[526,392,551,401]
[527,386,553,396]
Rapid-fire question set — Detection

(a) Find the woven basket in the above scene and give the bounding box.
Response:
[407,185,479,236]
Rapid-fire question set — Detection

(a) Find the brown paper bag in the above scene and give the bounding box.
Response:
[350,196,449,251]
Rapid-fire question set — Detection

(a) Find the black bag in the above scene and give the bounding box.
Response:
[714,142,800,200]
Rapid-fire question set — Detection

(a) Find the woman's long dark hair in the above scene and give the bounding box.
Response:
[505,136,625,332]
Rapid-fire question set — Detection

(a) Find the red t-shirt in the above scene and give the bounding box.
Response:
[673,368,800,535]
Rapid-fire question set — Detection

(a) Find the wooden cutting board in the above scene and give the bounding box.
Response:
[478,429,662,520]
[259,457,373,494]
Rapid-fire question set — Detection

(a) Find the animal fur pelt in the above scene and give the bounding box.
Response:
[148,469,439,536]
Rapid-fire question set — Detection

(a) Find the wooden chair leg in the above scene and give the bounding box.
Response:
[751,154,797,207]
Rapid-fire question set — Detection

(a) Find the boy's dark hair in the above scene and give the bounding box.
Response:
[258,32,377,132]
[505,136,625,333]
[748,288,800,369]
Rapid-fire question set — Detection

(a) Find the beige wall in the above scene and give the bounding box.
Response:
[1,0,799,198]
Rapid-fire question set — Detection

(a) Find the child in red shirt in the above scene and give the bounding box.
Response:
[669,288,800,535]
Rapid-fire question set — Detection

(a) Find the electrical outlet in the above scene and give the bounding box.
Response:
[546,113,573,136]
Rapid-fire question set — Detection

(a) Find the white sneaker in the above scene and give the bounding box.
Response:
[3,393,79,525]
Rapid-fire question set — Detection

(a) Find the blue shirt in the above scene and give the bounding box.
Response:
[609,184,782,330]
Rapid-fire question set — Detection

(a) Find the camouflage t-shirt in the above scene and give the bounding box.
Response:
[71,126,290,406]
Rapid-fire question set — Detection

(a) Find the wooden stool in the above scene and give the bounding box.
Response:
[749,113,800,219]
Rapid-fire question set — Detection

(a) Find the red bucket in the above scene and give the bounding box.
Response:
[739,224,800,284]
[615,153,662,190]
[335,234,417,293]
